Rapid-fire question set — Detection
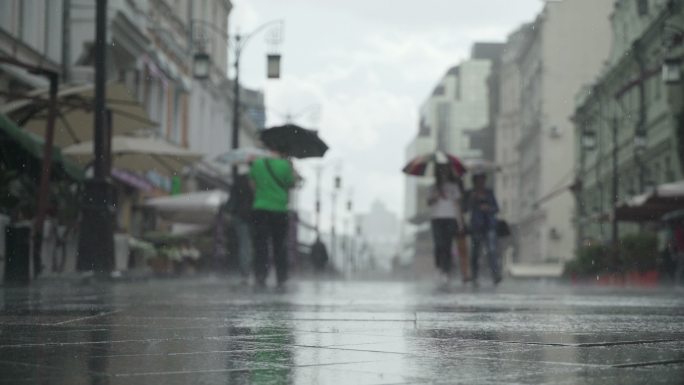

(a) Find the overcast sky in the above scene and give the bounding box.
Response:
[230,0,544,225]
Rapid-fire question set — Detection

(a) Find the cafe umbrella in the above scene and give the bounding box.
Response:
[0,82,157,148]
[62,135,202,176]
[259,124,328,159]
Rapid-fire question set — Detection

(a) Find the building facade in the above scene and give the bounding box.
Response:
[574,0,684,242]
[466,43,504,164]
[0,0,64,97]
[514,0,613,264]
[403,49,497,275]
[493,25,534,263]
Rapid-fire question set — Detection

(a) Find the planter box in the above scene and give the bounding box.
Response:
[625,270,659,286]
[147,257,171,274]
[570,270,660,287]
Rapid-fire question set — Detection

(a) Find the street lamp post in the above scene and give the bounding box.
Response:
[345,194,353,274]
[190,19,283,179]
[77,0,114,274]
[331,174,341,267]
[611,116,619,247]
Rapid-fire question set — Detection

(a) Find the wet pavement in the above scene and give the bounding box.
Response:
[0,277,683,384]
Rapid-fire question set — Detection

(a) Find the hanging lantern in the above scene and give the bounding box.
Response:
[192,52,211,80]
[662,57,682,85]
[267,54,281,79]
[581,130,596,151]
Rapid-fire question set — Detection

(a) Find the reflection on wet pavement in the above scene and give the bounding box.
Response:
[0,278,683,384]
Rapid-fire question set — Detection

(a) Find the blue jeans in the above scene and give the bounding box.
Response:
[471,229,500,281]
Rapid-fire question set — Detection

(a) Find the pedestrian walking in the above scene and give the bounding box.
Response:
[427,164,465,281]
[310,235,329,274]
[249,151,296,288]
[466,172,502,285]
[229,170,254,281]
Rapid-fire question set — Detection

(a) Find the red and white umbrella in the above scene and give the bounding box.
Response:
[402,151,467,177]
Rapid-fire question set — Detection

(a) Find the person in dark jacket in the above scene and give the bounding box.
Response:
[310,235,329,273]
[229,171,254,280]
[466,172,502,285]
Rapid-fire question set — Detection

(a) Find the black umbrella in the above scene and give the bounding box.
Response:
[260,124,329,159]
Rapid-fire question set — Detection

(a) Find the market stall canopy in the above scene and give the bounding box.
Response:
[144,190,229,225]
[214,147,274,165]
[0,112,83,180]
[0,82,157,147]
[62,136,202,176]
[614,181,684,222]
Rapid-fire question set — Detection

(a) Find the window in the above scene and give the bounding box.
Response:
[0,0,15,34]
[665,155,675,182]
[432,85,445,96]
[455,77,461,100]
[20,0,38,49]
[45,0,62,62]
[172,89,182,144]
[636,0,649,16]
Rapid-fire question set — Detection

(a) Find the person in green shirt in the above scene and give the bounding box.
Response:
[249,152,296,287]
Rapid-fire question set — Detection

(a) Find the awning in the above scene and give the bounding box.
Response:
[143,190,229,225]
[614,181,684,222]
[0,112,83,180]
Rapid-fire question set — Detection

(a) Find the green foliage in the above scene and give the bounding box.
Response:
[564,243,609,277]
[0,162,36,220]
[565,233,659,277]
[620,232,658,272]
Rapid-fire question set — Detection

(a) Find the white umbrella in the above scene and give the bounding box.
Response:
[144,190,229,225]
[214,147,274,165]
[63,136,202,175]
[1,82,157,147]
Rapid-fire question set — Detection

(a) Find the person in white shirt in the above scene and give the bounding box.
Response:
[427,164,465,278]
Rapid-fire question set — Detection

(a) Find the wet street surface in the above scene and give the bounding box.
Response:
[0,278,683,384]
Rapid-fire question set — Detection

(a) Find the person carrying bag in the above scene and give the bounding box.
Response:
[249,153,296,288]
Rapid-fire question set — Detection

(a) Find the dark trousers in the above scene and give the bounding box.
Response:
[251,209,289,284]
[431,219,458,274]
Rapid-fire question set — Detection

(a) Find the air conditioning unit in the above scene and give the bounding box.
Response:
[549,227,561,240]
[549,126,562,138]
